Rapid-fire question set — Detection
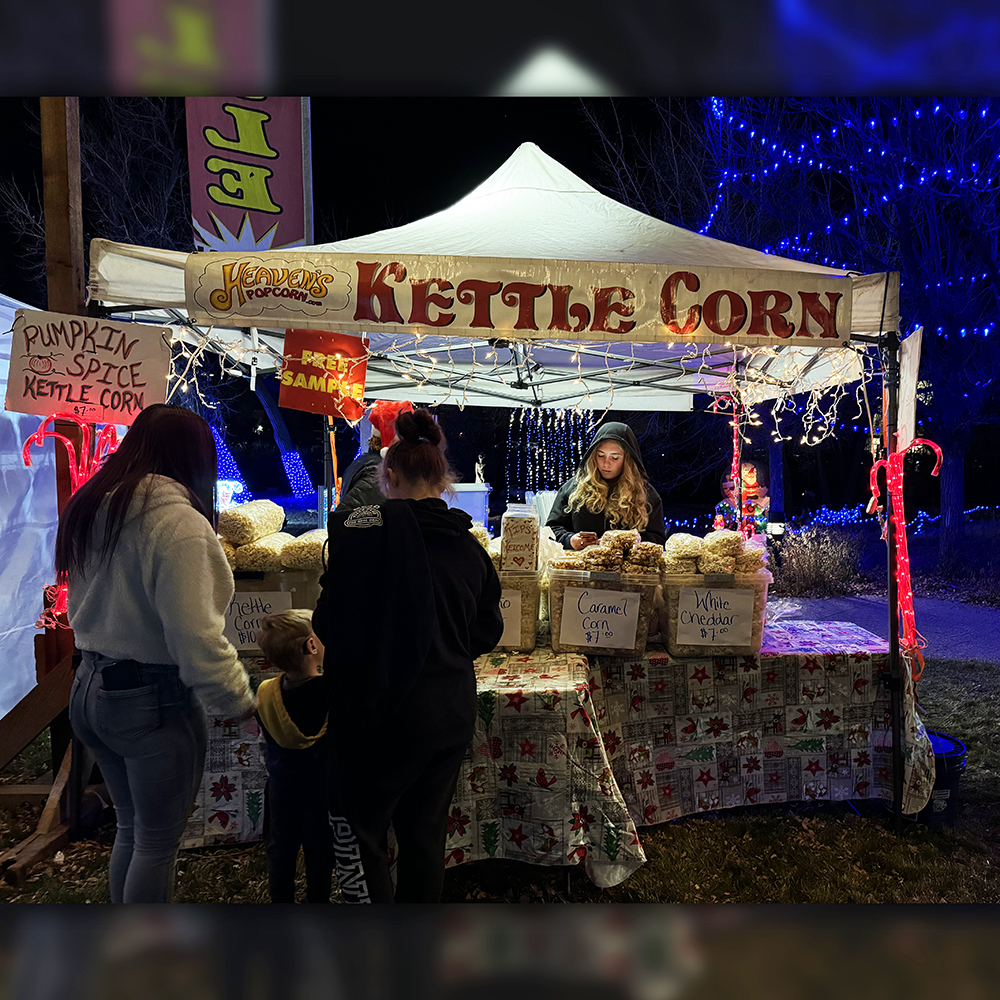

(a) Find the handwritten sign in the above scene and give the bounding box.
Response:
[4,310,171,425]
[500,511,538,571]
[499,589,522,647]
[224,591,293,650]
[559,586,640,650]
[675,587,755,646]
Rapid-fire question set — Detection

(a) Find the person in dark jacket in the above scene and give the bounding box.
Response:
[338,430,385,513]
[546,422,666,550]
[256,609,333,903]
[313,407,503,903]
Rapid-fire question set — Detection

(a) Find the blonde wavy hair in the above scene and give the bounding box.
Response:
[567,450,650,531]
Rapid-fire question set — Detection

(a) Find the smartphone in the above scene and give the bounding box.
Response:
[101,660,145,690]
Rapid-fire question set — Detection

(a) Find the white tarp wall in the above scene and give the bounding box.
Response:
[0,294,57,719]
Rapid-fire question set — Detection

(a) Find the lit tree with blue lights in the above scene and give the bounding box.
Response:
[587,97,1000,568]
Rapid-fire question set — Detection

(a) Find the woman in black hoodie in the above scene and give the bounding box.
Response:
[546,422,667,550]
[313,408,503,903]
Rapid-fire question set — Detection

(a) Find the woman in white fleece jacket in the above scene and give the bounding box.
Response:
[56,404,255,903]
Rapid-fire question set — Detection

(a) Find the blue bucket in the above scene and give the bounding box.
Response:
[917,730,968,827]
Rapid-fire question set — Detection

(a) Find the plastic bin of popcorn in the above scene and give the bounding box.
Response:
[659,570,772,657]
[549,568,660,656]
[494,570,540,653]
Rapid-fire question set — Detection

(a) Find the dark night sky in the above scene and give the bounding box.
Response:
[0,96,662,306]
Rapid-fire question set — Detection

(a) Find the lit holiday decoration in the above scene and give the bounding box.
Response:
[869,437,943,682]
[22,412,120,628]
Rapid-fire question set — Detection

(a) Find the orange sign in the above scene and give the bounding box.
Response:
[278,329,367,421]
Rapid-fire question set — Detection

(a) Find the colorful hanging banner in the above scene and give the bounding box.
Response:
[185,253,853,347]
[106,1,272,94]
[4,310,171,425]
[185,96,313,252]
[278,329,368,421]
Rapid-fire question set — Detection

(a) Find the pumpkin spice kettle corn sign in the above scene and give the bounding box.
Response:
[5,310,171,424]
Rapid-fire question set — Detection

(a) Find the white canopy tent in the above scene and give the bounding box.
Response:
[88,143,896,411]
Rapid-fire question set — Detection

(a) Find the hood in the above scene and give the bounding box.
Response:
[405,496,472,537]
[581,422,647,477]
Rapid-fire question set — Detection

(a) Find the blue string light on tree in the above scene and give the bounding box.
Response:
[212,425,252,505]
[280,450,315,503]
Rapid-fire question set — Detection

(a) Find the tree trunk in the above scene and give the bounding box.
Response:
[938,437,967,573]
[254,377,295,453]
[767,435,785,517]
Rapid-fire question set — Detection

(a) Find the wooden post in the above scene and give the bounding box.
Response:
[40,97,85,317]
[39,96,86,774]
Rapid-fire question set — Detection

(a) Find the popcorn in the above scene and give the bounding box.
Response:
[702,529,743,556]
[280,529,329,570]
[218,536,237,570]
[662,556,698,576]
[234,531,294,572]
[735,547,768,573]
[470,526,491,550]
[494,572,540,653]
[697,552,737,574]
[218,500,286,546]
[664,532,704,559]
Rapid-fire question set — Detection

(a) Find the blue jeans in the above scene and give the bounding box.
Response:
[70,651,208,903]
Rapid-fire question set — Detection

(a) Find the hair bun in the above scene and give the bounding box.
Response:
[394,407,443,447]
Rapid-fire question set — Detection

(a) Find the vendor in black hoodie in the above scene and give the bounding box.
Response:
[313,408,502,904]
[546,421,667,550]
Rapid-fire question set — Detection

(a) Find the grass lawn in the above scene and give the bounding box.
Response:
[0,653,998,904]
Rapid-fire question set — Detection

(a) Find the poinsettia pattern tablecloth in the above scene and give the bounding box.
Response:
[588,620,935,824]
[447,649,647,888]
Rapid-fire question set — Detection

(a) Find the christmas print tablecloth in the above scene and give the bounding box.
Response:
[588,620,935,825]
[181,655,273,850]
[447,649,647,888]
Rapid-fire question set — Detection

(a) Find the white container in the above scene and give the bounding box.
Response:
[659,570,772,657]
[549,568,659,656]
[446,482,491,527]
[494,570,540,653]
[500,504,539,572]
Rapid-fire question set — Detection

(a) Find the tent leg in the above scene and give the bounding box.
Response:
[882,330,905,834]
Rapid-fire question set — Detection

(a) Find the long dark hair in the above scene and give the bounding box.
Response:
[378,408,453,492]
[55,404,218,579]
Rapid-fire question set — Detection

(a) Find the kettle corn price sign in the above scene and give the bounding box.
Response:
[5,310,171,425]
[278,328,368,421]
[559,587,640,649]
[675,587,754,645]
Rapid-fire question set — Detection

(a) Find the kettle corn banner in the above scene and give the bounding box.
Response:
[185,251,853,347]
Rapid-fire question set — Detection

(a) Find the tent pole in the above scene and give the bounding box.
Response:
[881,329,904,834]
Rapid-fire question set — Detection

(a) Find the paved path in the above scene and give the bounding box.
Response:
[773,595,1000,664]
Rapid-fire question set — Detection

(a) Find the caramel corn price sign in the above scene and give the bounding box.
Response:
[559,587,640,649]
[5,310,171,425]
[675,587,754,645]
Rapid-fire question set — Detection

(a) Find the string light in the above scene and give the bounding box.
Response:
[212,425,252,503]
[280,450,314,501]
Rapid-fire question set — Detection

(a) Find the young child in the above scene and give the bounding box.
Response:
[256,609,333,903]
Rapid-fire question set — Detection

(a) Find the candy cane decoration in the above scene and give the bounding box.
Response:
[22,412,120,629]
[869,437,942,682]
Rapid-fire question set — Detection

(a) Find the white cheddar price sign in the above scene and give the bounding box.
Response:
[559,586,640,649]
[675,587,754,646]
[499,589,522,646]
